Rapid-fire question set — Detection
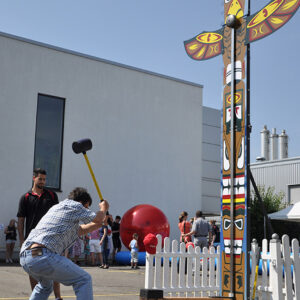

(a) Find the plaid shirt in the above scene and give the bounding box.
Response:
[20,199,96,255]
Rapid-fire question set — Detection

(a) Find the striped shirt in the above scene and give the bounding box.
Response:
[90,229,100,240]
[20,199,96,255]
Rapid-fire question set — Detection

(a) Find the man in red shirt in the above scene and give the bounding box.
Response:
[17,168,62,300]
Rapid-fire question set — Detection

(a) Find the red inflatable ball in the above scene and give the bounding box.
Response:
[120,204,170,252]
[186,242,195,250]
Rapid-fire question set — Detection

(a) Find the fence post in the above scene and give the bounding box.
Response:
[216,245,220,290]
[292,238,300,299]
[154,235,162,289]
[141,234,163,300]
[202,247,209,297]
[194,246,201,295]
[170,239,178,297]
[162,237,170,291]
[186,244,194,297]
[281,235,293,300]
[261,238,268,300]
[145,252,154,289]
[250,239,260,299]
[178,242,187,297]
[269,233,283,300]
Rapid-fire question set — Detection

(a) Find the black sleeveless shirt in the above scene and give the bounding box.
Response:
[6,225,17,240]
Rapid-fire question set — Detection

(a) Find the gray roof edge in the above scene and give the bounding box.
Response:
[0,31,203,89]
[203,106,221,111]
[251,156,300,167]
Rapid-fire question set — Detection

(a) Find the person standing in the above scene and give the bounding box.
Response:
[17,168,62,300]
[83,233,91,265]
[209,220,220,247]
[4,219,17,263]
[90,228,103,266]
[19,187,109,300]
[129,233,139,269]
[183,210,212,249]
[99,219,110,269]
[178,211,192,244]
[111,215,122,264]
[73,237,82,265]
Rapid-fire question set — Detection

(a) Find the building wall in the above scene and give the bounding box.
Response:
[202,107,221,214]
[251,157,300,204]
[0,32,221,254]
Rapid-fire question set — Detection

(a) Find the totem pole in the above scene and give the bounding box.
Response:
[184,0,300,299]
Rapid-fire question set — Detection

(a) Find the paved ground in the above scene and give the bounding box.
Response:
[0,261,264,299]
[0,262,144,300]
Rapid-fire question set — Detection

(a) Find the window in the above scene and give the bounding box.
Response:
[34,94,65,190]
[288,184,300,204]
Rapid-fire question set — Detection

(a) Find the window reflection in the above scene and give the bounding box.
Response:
[34,94,65,189]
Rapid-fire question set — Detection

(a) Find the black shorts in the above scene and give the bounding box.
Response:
[112,237,121,249]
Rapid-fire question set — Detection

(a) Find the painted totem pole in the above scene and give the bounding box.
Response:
[184,0,299,299]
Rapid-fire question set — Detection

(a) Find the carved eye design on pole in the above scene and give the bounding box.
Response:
[224,218,231,230]
[224,218,244,231]
[234,218,243,230]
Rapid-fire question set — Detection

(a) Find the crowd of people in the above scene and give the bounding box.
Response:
[178,210,220,249]
[63,214,122,269]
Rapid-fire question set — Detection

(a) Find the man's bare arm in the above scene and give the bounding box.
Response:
[183,230,196,237]
[78,212,106,236]
[99,226,107,245]
[17,217,25,246]
[78,200,109,236]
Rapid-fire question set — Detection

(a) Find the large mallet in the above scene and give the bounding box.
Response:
[72,138,104,201]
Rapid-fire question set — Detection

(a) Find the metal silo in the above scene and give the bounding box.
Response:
[279,130,288,159]
[270,128,278,160]
[260,125,270,161]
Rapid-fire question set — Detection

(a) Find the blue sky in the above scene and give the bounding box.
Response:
[0,0,299,162]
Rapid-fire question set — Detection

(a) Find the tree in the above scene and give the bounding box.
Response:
[250,185,285,243]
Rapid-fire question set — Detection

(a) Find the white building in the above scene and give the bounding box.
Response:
[251,157,300,204]
[0,32,221,256]
[251,126,300,204]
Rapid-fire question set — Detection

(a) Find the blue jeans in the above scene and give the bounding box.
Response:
[20,248,93,300]
[101,239,109,265]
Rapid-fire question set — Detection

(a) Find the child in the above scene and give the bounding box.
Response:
[73,236,82,265]
[84,233,91,265]
[129,233,139,269]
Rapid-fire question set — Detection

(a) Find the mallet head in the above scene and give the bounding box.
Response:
[72,138,93,154]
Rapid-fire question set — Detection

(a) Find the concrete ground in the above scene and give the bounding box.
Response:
[0,261,263,299]
[0,261,144,300]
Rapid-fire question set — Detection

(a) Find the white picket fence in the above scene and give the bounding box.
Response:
[145,234,300,299]
[145,234,220,298]
[250,234,300,300]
